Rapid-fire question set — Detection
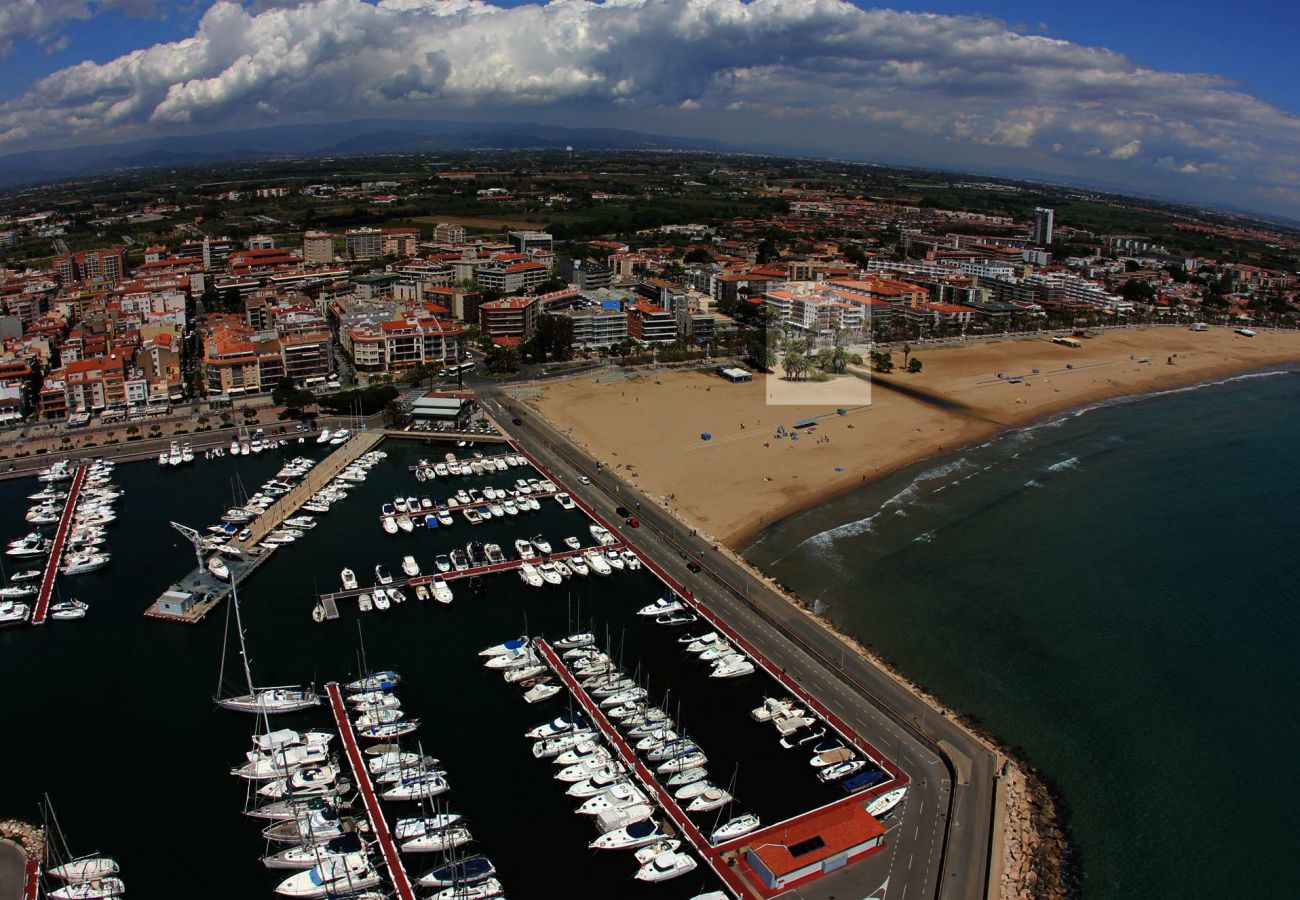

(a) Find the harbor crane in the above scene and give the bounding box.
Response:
[170,521,207,571]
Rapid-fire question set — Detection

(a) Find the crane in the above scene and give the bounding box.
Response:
[170,521,207,572]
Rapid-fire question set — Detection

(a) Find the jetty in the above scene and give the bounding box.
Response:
[535,639,748,898]
[31,464,86,626]
[144,432,384,624]
[324,682,417,900]
[316,542,629,614]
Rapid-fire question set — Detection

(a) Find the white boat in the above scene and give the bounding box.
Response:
[208,555,230,580]
[358,594,373,612]
[341,569,358,591]
[866,786,908,817]
[274,854,378,897]
[711,656,756,679]
[49,878,126,899]
[434,555,451,573]
[48,857,120,883]
[584,549,612,575]
[589,818,668,850]
[62,553,110,576]
[401,556,420,577]
[518,563,544,588]
[429,878,503,900]
[711,813,761,844]
[401,825,472,854]
[523,682,561,703]
[635,850,697,882]
[818,758,867,783]
[394,813,462,842]
[686,787,733,812]
[531,535,552,554]
[656,751,707,774]
[429,576,453,604]
[397,515,414,533]
[555,493,576,510]
[536,562,563,585]
[513,538,536,560]
[665,766,707,787]
[638,597,683,616]
[373,592,391,611]
[576,783,645,815]
[216,580,319,714]
[50,600,88,621]
[554,631,594,650]
[381,516,398,535]
[590,524,616,545]
[479,637,528,657]
[380,772,449,801]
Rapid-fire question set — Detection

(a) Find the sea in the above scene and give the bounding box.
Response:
[0,438,851,898]
[744,368,1300,898]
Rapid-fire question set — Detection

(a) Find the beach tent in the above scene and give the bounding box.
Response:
[701,433,712,441]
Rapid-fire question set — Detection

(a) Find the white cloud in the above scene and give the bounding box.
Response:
[0,0,1298,217]
[0,0,155,57]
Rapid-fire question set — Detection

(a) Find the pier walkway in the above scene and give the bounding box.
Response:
[536,639,747,898]
[31,464,85,626]
[233,432,384,550]
[317,542,629,610]
[324,682,416,900]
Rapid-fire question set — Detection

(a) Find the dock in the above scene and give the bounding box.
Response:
[144,432,385,624]
[375,488,560,526]
[535,639,749,898]
[233,431,385,549]
[31,464,86,626]
[324,682,417,900]
[317,543,629,611]
[405,449,518,472]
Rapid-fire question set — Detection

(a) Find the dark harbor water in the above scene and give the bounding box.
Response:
[0,440,846,897]
[745,369,1300,898]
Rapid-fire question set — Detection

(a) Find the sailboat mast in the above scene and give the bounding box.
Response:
[230,574,256,694]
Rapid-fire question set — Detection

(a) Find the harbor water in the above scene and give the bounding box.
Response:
[1,439,848,897]
[744,368,1300,898]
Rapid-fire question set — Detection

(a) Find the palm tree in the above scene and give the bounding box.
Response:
[901,343,912,369]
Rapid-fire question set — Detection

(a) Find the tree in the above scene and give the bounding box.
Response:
[781,338,807,381]
[483,345,520,375]
[870,350,894,373]
[533,277,567,295]
[901,343,912,369]
[531,314,574,363]
[683,247,712,264]
[907,357,923,374]
[382,401,405,428]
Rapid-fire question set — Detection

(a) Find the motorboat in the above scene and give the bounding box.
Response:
[346,671,400,693]
[374,564,393,586]
[555,493,576,510]
[842,770,889,794]
[484,544,506,564]
[554,740,606,766]
[589,818,668,850]
[208,555,231,580]
[416,855,496,889]
[866,786,908,817]
[634,850,697,882]
[555,758,617,784]
[818,758,867,783]
[711,813,761,844]
[49,878,125,899]
[48,857,119,883]
[373,592,391,611]
[274,853,378,897]
[532,730,597,759]
[584,549,612,575]
[656,611,697,626]
[526,712,587,739]
[450,549,470,571]
[638,597,683,617]
[381,516,399,535]
[479,637,529,658]
[536,562,563,585]
[503,664,546,683]
[686,787,733,812]
[518,563,544,588]
[401,825,472,854]
[340,569,358,591]
[401,556,420,577]
[589,524,615,545]
[711,656,756,679]
[554,631,594,651]
[531,535,552,554]
[604,549,625,571]
[513,538,536,560]
[428,576,453,604]
[577,783,647,815]
[257,766,340,799]
[523,682,561,703]
[673,778,715,801]
[699,643,735,662]
[567,555,590,576]
[50,600,88,621]
[397,515,414,533]
[434,554,451,573]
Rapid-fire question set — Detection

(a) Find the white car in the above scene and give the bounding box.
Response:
[579,476,591,485]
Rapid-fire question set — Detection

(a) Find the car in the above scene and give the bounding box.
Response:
[626,517,639,528]
[616,506,630,518]
[687,561,702,573]
[237,528,251,542]
[512,418,523,426]
[578,476,591,485]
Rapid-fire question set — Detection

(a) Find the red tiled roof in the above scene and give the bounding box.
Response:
[750,803,886,876]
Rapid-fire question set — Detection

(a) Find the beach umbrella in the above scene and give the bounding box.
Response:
[701,433,712,441]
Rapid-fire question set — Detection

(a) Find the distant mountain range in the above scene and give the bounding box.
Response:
[0,118,737,185]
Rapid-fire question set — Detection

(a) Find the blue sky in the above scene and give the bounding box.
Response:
[0,1,1298,220]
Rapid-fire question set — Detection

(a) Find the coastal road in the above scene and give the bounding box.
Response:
[481,391,998,900]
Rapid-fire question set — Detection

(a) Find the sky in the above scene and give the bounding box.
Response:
[0,0,1298,221]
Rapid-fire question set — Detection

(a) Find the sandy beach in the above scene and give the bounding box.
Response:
[521,326,1300,547]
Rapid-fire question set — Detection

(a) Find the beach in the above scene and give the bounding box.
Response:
[521,326,1300,547]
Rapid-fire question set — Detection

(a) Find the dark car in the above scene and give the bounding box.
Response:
[626,517,639,528]
[512,418,523,426]
[615,506,630,518]
[687,561,702,573]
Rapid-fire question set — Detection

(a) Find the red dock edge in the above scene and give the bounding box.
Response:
[509,443,909,841]
[22,858,39,900]
[535,640,749,899]
[32,464,86,626]
[324,682,417,900]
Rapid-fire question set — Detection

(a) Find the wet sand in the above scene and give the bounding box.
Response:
[523,327,1300,547]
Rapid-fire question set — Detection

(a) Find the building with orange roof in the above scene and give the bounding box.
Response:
[626,302,677,344]
[745,801,886,890]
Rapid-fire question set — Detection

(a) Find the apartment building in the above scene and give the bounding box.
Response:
[345,227,384,260]
[626,302,677,344]
[562,307,628,349]
[474,260,550,294]
[53,247,128,284]
[303,231,336,265]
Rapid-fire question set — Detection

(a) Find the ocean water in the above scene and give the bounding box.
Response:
[0,439,843,897]
[745,368,1300,898]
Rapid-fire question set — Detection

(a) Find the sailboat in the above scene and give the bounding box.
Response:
[40,796,122,899]
[215,576,319,714]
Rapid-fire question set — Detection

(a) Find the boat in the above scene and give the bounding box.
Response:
[657,751,707,774]
[429,879,504,900]
[634,850,697,882]
[532,730,597,759]
[394,813,462,842]
[357,720,419,740]
[373,591,391,611]
[340,569,358,591]
[590,524,616,545]
[208,555,230,580]
[400,825,472,853]
[263,833,365,870]
[416,855,496,888]
[274,853,378,897]
[374,564,393,585]
[523,682,561,704]
[397,515,414,533]
[842,769,889,794]
[357,594,373,613]
[536,561,563,585]
[381,516,399,535]
[434,555,451,573]
[531,535,552,554]
[711,656,756,679]
[577,783,647,815]
[568,555,590,576]
[866,786,908,817]
[590,818,668,850]
[513,538,536,560]
[554,631,594,650]
[604,549,625,570]
[656,611,697,626]
[711,813,761,844]
[518,563,544,588]
[380,772,449,801]
[555,493,576,510]
[48,879,125,899]
[479,637,529,658]
[215,580,319,714]
[346,671,400,693]
[638,596,683,616]
[818,758,867,783]
[50,600,88,621]
[257,766,340,799]
[450,549,470,571]
[526,712,588,739]
[47,857,120,884]
[584,550,612,575]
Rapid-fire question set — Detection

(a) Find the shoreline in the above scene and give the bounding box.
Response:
[728,358,1300,550]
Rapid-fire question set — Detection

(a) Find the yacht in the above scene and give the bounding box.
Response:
[634,850,697,882]
[531,535,552,555]
[345,671,400,693]
[818,758,867,783]
[49,878,126,899]
[430,576,453,604]
[257,766,340,799]
[274,854,378,897]
[208,556,231,580]
[589,818,668,850]
[866,786,908,817]
[315,429,332,444]
[555,493,576,510]
[518,563,544,588]
[584,549,612,575]
[340,569,358,591]
[536,562,563,585]
[526,712,587,739]
[711,656,756,679]
[62,553,110,576]
[523,682,561,704]
[400,825,472,854]
[50,600,88,621]
[479,637,529,658]
[638,597,683,617]
[0,600,31,627]
[711,813,761,844]
[589,525,616,545]
[567,556,590,577]
[329,429,350,446]
[686,787,733,812]
[554,632,594,651]
[416,855,496,889]
[401,556,420,577]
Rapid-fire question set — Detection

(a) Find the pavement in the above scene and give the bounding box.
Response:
[0,841,27,900]
[479,390,999,900]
